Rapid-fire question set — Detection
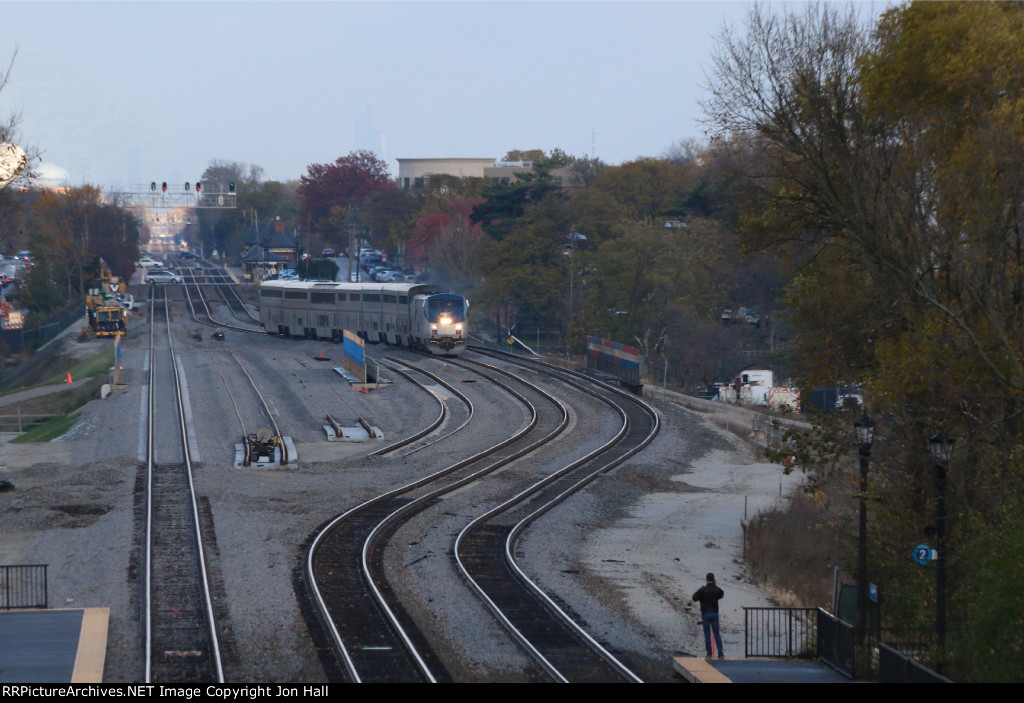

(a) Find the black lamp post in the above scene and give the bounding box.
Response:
[855,414,874,637]
[928,431,955,654]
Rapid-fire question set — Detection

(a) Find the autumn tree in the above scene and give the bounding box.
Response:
[703,1,1024,677]
[298,150,393,237]
[20,186,140,316]
[407,197,483,288]
[29,186,106,299]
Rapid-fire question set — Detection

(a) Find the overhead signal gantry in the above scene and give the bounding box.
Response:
[117,181,237,209]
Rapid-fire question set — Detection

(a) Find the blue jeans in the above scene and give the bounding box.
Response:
[702,612,723,657]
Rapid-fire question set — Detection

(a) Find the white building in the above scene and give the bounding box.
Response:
[396,158,496,189]
[396,157,576,189]
[732,362,775,405]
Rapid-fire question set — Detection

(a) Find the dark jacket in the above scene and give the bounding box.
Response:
[692,583,725,614]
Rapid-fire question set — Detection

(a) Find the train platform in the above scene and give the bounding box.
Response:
[0,608,108,683]
[674,656,850,683]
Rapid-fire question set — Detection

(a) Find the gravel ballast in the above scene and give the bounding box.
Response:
[0,316,802,682]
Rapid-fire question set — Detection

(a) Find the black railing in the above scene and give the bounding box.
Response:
[744,606,817,658]
[818,609,856,678]
[879,643,951,683]
[746,606,951,682]
[1,564,48,610]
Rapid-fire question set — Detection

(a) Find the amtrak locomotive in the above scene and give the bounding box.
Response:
[258,280,469,355]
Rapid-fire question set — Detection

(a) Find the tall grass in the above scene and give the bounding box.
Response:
[744,490,853,608]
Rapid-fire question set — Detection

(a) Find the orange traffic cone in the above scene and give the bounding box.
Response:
[66,371,73,383]
[319,349,325,359]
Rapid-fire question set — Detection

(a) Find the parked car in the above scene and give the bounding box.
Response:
[144,269,183,284]
[321,248,335,257]
[138,257,163,268]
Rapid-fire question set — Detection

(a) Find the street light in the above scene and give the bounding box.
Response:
[854,413,874,640]
[928,430,955,657]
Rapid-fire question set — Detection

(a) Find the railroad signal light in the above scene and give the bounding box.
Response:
[195,181,201,193]
[162,182,167,192]
[229,182,235,193]
[185,182,190,192]
[150,182,156,192]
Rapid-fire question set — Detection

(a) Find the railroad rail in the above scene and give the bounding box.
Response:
[144,286,225,683]
[451,351,661,682]
[180,268,263,334]
[203,267,262,326]
[306,355,568,682]
[370,358,475,457]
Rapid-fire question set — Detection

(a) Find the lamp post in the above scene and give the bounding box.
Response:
[855,413,874,638]
[928,430,955,655]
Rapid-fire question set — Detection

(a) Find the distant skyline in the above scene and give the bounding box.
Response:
[1,1,889,190]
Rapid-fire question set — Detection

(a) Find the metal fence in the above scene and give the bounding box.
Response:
[751,416,786,450]
[1,564,48,610]
[0,302,86,354]
[0,412,54,434]
[744,606,818,658]
[817,609,856,678]
[879,643,951,683]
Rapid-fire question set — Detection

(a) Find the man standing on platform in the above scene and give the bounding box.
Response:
[692,572,725,659]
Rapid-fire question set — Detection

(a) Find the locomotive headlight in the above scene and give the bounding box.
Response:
[455,324,462,332]
[431,324,438,331]
[439,315,452,325]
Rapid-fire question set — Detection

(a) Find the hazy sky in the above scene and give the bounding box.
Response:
[1,1,886,190]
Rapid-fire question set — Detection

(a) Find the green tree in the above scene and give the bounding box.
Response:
[470,174,563,241]
[592,158,684,225]
[501,149,546,163]
[565,155,606,188]
[477,194,571,331]
[582,219,726,358]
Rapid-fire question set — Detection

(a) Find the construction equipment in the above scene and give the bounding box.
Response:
[86,258,133,337]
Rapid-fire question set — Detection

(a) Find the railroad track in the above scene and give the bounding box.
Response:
[306,354,568,682]
[451,351,661,682]
[181,268,263,334]
[204,267,263,326]
[305,348,660,682]
[144,286,225,683]
[369,358,475,457]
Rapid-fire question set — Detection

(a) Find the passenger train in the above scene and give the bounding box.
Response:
[258,280,469,355]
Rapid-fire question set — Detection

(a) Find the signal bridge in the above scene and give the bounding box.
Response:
[117,183,237,209]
